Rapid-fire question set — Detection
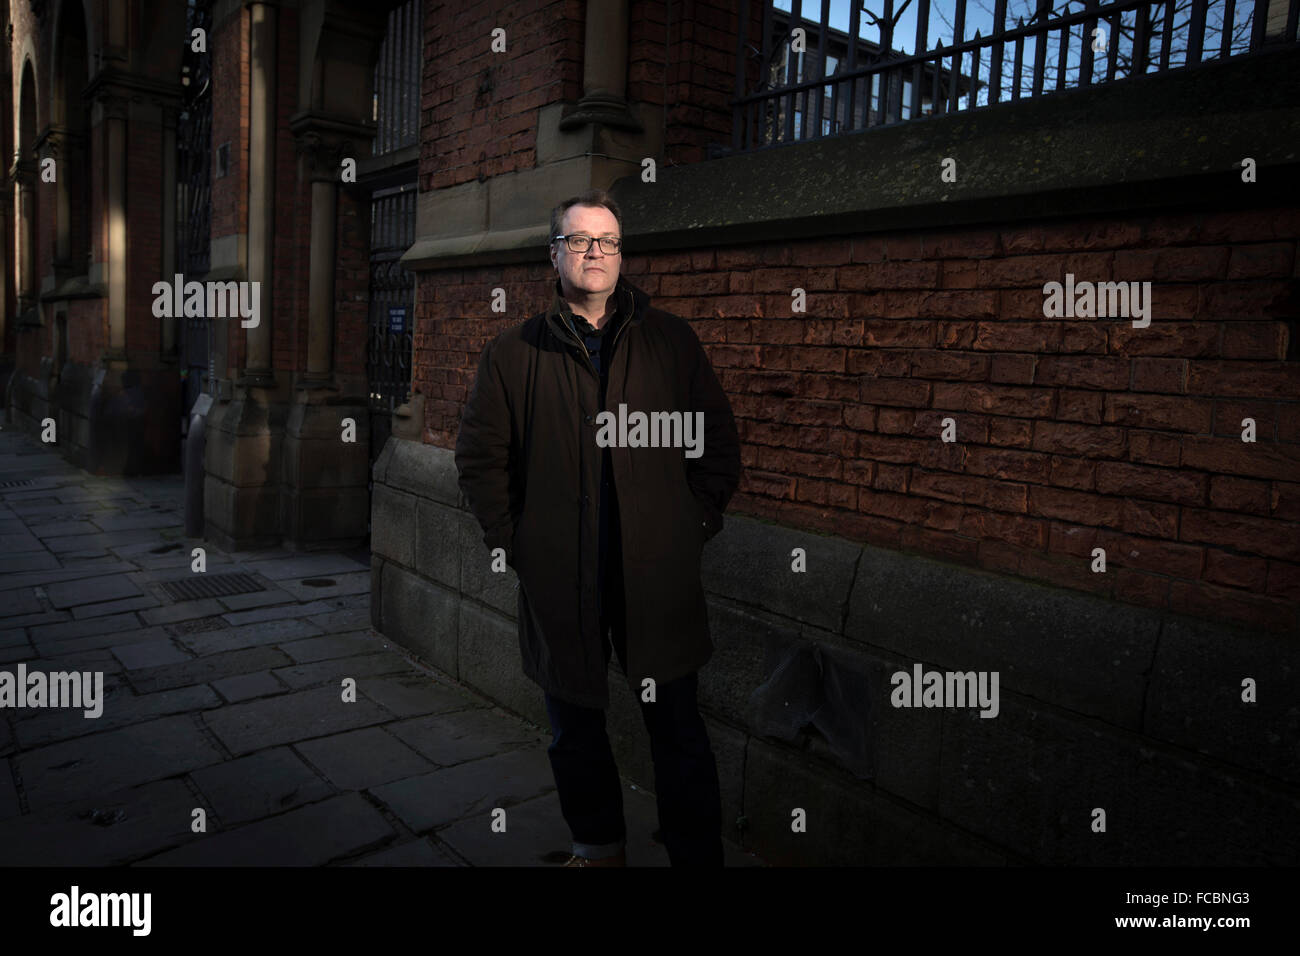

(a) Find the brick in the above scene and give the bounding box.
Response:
[1225,243,1294,279]
[1271,481,1300,521]
[1027,486,1122,526]
[965,447,1052,483]
[1108,322,1219,357]
[989,417,1033,448]
[1103,394,1213,433]
[1208,476,1271,515]
[1220,323,1289,360]
[1096,461,1207,506]
[1112,568,1170,610]
[838,261,941,289]
[1265,561,1300,601]
[1035,356,1130,390]
[990,353,1037,384]
[1212,401,1274,440]
[1190,280,1294,321]
[1032,422,1126,458]
[1167,580,1294,633]
[1130,358,1187,394]
[859,378,931,408]
[933,382,1055,417]
[957,511,1048,549]
[1121,499,1179,538]
[1128,431,1182,467]
[972,322,1058,352]
[859,320,935,348]
[1187,361,1300,397]
[1180,508,1300,562]
[1050,456,1096,490]
[1095,532,1205,578]
[1203,550,1269,590]
[1181,437,1300,482]
[1058,390,1104,424]
[908,350,990,380]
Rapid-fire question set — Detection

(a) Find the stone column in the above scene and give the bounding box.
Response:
[299,134,341,384]
[11,160,36,314]
[103,93,128,355]
[243,0,277,383]
[560,0,641,131]
[160,104,179,356]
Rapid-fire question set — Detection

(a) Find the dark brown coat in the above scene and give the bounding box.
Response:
[455,276,741,708]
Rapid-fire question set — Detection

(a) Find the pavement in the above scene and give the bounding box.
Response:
[0,424,765,867]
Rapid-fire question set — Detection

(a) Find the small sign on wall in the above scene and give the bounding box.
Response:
[388,306,407,335]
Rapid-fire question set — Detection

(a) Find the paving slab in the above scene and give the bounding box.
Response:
[92,511,184,533]
[305,607,372,634]
[387,707,542,768]
[202,685,394,756]
[279,631,383,664]
[17,715,225,811]
[216,587,298,612]
[44,574,143,610]
[294,727,434,790]
[371,748,556,833]
[111,639,193,670]
[0,758,18,821]
[37,625,172,659]
[0,589,42,617]
[137,792,397,866]
[0,778,203,866]
[128,646,295,695]
[239,553,371,581]
[221,599,337,627]
[13,683,220,748]
[177,618,325,656]
[277,571,372,602]
[272,651,415,690]
[28,520,100,538]
[0,553,60,574]
[139,598,227,626]
[212,671,285,703]
[345,836,464,866]
[190,746,334,826]
[28,611,143,643]
[358,673,486,719]
[0,532,44,553]
[71,595,161,620]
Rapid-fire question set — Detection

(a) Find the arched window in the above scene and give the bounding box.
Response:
[16,59,38,316]
[50,0,91,277]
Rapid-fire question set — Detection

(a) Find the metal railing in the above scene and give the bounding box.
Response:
[732,0,1300,151]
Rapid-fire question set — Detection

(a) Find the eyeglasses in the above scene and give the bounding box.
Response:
[553,234,622,254]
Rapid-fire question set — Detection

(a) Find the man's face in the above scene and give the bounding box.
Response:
[550,204,621,299]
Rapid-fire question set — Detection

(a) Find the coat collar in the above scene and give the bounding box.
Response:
[546,274,649,343]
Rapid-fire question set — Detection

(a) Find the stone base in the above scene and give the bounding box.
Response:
[281,398,371,550]
[368,436,1300,866]
[6,357,179,474]
[202,393,287,551]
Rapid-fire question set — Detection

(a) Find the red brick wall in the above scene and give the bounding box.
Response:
[421,0,582,191]
[628,0,753,167]
[210,5,250,376]
[416,207,1300,635]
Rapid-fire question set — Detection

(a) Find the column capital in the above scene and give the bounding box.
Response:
[290,112,375,183]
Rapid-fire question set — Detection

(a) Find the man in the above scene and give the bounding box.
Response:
[454,189,741,867]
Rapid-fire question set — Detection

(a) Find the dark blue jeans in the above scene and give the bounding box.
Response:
[543,575,724,866]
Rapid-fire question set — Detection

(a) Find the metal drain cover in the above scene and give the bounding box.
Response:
[0,479,36,489]
[159,572,267,602]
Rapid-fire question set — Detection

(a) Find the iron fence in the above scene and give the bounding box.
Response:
[733,0,1300,151]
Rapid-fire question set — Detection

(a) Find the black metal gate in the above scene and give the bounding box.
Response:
[364,0,420,465]
[177,0,212,424]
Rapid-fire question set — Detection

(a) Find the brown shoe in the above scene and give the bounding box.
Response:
[562,849,626,867]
